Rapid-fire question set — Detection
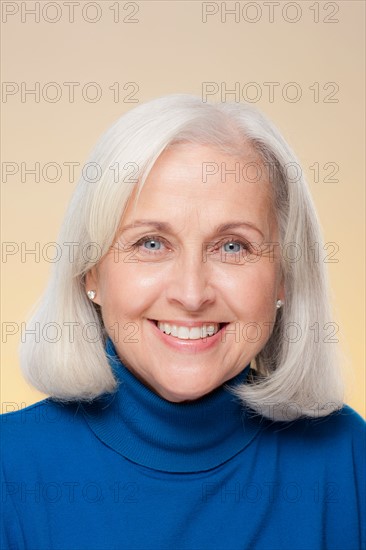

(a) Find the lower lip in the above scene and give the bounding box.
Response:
[148,320,227,353]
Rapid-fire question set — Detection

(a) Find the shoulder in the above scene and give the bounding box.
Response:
[1,398,86,453]
[261,403,366,434]
[258,403,366,465]
[306,404,366,452]
[1,398,100,485]
[304,404,366,438]
[1,396,82,424]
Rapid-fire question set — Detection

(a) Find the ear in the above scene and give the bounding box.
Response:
[85,267,102,306]
[277,272,285,303]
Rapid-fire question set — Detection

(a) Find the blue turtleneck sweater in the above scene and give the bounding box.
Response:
[1,338,365,549]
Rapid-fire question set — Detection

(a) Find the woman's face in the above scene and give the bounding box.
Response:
[87,143,284,402]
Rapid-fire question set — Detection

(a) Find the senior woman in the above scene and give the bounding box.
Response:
[1,95,365,550]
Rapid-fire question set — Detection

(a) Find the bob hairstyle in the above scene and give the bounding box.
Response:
[20,94,345,421]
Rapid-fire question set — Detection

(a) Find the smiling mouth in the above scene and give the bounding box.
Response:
[150,320,228,340]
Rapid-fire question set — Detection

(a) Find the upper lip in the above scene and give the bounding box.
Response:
[150,319,228,327]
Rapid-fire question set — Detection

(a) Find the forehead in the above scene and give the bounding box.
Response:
[155,140,264,175]
[121,142,276,236]
[139,141,270,195]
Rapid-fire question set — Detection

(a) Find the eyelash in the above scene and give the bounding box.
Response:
[133,235,170,255]
[132,235,252,256]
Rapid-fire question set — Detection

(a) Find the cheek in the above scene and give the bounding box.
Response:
[218,263,280,310]
[98,265,163,320]
[223,269,279,346]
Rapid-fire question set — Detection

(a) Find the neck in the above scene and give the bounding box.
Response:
[81,337,261,472]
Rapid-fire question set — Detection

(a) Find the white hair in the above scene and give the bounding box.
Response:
[19,94,345,421]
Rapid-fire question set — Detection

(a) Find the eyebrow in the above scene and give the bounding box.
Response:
[119,219,264,239]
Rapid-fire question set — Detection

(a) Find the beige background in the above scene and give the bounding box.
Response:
[1,1,365,417]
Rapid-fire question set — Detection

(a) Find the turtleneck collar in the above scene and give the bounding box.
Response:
[81,337,261,473]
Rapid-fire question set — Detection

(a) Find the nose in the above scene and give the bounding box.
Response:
[165,248,215,312]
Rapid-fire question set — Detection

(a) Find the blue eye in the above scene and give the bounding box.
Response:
[143,239,162,250]
[223,241,242,253]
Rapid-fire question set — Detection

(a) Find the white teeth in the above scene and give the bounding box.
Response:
[177,326,190,339]
[156,322,220,340]
[188,327,202,340]
[206,325,216,336]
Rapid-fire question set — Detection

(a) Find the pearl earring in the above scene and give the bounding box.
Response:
[87,290,96,300]
[276,299,283,309]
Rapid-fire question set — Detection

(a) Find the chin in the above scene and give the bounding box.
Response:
[157,380,219,403]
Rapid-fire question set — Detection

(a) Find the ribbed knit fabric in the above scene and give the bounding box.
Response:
[1,338,365,550]
[82,337,259,473]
